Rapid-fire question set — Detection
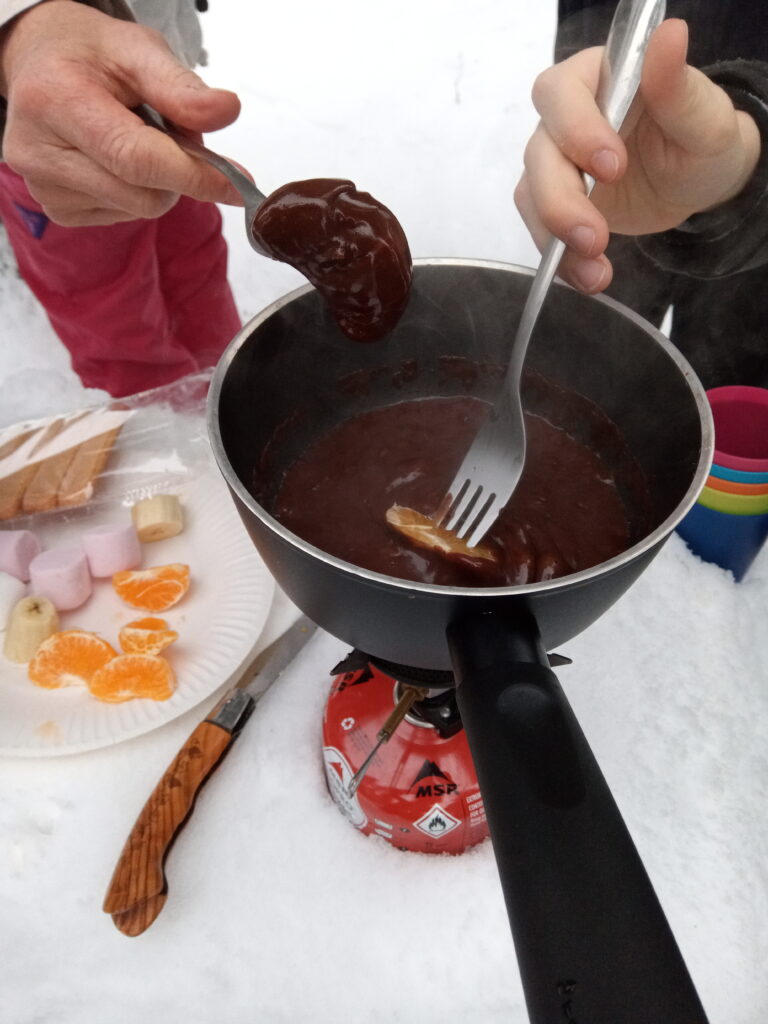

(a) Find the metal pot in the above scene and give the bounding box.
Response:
[208,259,713,1023]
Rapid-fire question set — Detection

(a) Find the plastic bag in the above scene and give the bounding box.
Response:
[0,371,216,529]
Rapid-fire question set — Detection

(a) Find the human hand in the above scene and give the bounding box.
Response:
[0,0,243,225]
[514,19,761,293]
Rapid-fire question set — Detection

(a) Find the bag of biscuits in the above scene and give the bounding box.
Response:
[0,371,213,527]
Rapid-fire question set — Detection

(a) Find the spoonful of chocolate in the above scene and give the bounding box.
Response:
[138,107,412,342]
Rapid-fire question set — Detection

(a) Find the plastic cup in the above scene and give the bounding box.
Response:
[710,463,768,484]
[698,485,768,516]
[677,387,768,577]
[676,502,768,581]
[707,386,768,472]
[706,473,768,496]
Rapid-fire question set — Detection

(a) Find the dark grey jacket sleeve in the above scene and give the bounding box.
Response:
[637,60,768,279]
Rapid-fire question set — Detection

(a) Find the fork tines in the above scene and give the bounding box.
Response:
[436,480,499,547]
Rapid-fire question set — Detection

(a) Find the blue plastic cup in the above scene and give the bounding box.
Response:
[710,463,768,484]
[675,501,768,580]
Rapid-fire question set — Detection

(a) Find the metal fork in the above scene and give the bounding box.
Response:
[436,0,666,549]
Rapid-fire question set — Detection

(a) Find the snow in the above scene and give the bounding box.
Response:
[1,2,767,1022]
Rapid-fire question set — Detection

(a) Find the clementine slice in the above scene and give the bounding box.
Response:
[385,505,498,563]
[28,630,117,689]
[112,563,190,612]
[118,617,179,656]
[88,653,176,703]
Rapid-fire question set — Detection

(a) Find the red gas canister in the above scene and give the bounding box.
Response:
[322,656,488,854]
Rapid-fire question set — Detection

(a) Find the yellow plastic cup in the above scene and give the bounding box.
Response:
[698,485,768,516]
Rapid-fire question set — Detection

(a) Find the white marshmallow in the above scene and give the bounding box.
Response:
[28,547,92,611]
[82,523,142,578]
[0,530,42,581]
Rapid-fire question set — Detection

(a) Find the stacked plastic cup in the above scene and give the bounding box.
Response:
[676,385,768,580]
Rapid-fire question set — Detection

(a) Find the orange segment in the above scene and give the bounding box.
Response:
[118,617,179,656]
[385,505,498,563]
[112,563,190,612]
[28,630,117,690]
[88,653,176,703]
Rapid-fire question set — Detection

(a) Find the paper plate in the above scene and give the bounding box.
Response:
[0,471,274,756]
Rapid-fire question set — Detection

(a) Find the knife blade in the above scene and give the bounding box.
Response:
[103,614,318,937]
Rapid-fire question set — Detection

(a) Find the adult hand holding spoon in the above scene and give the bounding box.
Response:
[1,1,413,342]
[0,1,243,225]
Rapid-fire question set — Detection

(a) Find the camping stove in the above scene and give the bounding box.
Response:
[322,650,489,854]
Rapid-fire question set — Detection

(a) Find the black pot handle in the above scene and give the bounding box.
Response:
[447,608,709,1024]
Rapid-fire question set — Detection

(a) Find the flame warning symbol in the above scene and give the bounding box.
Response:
[413,803,461,838]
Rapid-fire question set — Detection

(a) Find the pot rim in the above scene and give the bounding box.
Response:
[208,257,715,598]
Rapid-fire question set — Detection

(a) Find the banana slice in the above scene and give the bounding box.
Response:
[131,494,184,542]
[0,571,27,632]
[385,505,498,563]
[3,595,59,663]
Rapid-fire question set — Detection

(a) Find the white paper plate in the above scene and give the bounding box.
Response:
[0,471,274,756]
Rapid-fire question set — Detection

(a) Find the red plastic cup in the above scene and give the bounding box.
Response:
[708,386,768,472]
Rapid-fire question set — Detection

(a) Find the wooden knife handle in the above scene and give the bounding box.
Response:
[103,720,235,935]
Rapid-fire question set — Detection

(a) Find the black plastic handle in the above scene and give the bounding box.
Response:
[447,609,709,1024]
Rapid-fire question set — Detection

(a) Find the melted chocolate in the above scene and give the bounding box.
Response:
[271,396,638,588]
[251,178,412,342]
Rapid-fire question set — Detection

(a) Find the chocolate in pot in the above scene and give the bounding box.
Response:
[271,396,639,588]
[250,179,412,342]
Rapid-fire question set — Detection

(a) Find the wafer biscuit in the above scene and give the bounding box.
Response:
[0,412,124,519]
[0,426,38,462]
[21,413,89,514]
[57,426,123,508]
[0,419,66,520]
[0,426,41,519]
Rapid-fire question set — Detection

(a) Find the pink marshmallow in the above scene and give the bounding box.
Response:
[28,547,92,611]
[82,523,142,578]
[0,529,42,582]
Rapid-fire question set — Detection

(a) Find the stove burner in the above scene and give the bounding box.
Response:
[366,656,454,690]
[332,648,572,686]
[331,648,453,687]
[393,682,462,739]
[331,649,572,742]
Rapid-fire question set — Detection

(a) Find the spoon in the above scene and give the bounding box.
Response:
[137,104,269,254]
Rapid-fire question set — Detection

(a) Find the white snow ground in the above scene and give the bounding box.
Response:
[1,2,767,1022]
